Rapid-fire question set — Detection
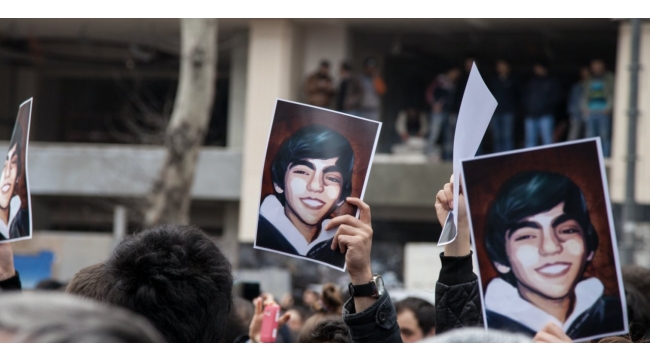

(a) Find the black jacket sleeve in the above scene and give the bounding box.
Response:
[435,251,483,334]
[342,291,402,343]
[0,271,22,291]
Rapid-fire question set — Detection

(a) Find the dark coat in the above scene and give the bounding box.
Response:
[523,75,561,117]
[0,208,30,241]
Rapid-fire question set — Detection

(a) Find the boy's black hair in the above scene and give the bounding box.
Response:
[105,225,233,343]
[308,319,351,343]
[485,171,598,286]
[395,297,436,335]
[271,125,354,207]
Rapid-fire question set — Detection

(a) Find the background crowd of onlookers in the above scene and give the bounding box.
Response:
[304,57,615,160]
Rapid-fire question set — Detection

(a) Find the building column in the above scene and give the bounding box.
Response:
[611,21,649,204]
[238,19,302,242]
[226,32,248,149]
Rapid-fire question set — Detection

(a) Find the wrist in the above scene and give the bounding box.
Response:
[349,268,373,285]
[0,268,16,281]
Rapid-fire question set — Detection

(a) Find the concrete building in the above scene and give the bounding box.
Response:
[0,18,646,291]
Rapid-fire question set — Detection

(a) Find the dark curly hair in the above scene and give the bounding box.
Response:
[104,225,233,343]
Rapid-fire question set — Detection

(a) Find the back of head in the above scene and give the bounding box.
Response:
[66,263,112,301]
[395,297,436,335]
[307,319,351,343]
[0,292,164,343]
[35,279,66,291]
[624,282,650,342]
[298,313,341,343]
[623,265,650,301]
[426,328,532,343]
[312,283,343,315]
[104,225,233,342]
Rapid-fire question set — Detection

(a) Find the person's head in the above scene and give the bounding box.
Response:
[285,308,305,335]
[318,60,330,76]
[447,67,462,82]
[66,263,112,302]
[622,265,650,302]
[0,292,164,343]
[591,59,606,76]
[298,313,341,342]
[623,282,650,342]
[406,106,418,118]
[302,289,319,308]
[496,59,510,76]
[364,57,378,75]
[464,57,476,72]
[0,125,23,211]
[533,60,549,77]
[312,283,343,315]
[339,62,353,79]
[104,225,233,343]
[223,296,255,343]
[271,125,354,227]
[580,66,591,81]
[485,171,598,300]
[305,319,351,343]
[395,297,436,343]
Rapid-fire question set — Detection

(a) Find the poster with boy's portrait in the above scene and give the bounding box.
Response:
[461,138,627,342]
[0,98,33,243]
[254,99,381,270]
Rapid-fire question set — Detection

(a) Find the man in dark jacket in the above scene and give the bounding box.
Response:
[523,61,561,148]
[489,59,519,152]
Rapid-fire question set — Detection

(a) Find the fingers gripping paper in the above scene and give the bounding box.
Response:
[438,63,497,246]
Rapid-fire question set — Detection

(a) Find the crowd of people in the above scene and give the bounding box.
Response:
[303,58,387,122]
[1,174,648,343]
[314,55,614,160]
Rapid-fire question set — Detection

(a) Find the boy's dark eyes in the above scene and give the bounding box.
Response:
[293,170,309,175]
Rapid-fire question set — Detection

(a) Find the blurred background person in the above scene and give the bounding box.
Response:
[304,60,335,109]
[489,59,519,153]
[357,57,387,121]
[395,297,436,343]
[425,67,461,161]
[523,60,561,147]
[567,66,591,141]
[335,62,363,116]
[298,283,343,342]
[392,105,428,155]
[582,58,615,157]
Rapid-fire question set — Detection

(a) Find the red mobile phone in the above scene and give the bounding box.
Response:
[260,303,281,343]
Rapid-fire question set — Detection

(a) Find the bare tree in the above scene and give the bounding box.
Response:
[144,18,217,226]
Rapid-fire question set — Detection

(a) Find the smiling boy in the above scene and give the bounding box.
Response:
[0,125,29,241]
[483,171,623,339]
[256,125,354,268]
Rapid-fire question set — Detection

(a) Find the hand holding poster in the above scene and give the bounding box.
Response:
[461,139,628,342]
[0,98,33,243]
[438,62,497,246]
[254,100,381,270]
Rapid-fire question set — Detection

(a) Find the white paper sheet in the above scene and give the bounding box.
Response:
[438,63,497,246]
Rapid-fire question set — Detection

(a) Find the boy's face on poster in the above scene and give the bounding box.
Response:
[277,157,343,226]
[0,144,18,210]
[502,202,589,299]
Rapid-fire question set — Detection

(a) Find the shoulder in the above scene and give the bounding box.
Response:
[306,239,345,269]
[256,215,298,255]
[486,310,536,337]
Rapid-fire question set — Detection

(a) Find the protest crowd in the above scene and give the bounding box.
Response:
[1,176,649,343]
[304,56,615,160]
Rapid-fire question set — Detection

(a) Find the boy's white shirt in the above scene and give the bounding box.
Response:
[485,276,604,333]
[259,195,337,256]
[0,195,21,239]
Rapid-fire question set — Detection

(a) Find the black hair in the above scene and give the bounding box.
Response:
[307,319,351,343]
[319,60,330,68]
[8,123,23,176]
[395,297,436,335]
[485,171,598,286]
[364,57,377,68]
[340,62,353,72]
[104,225,233,343]
[35,279,67,291]
[271,125,354,207]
